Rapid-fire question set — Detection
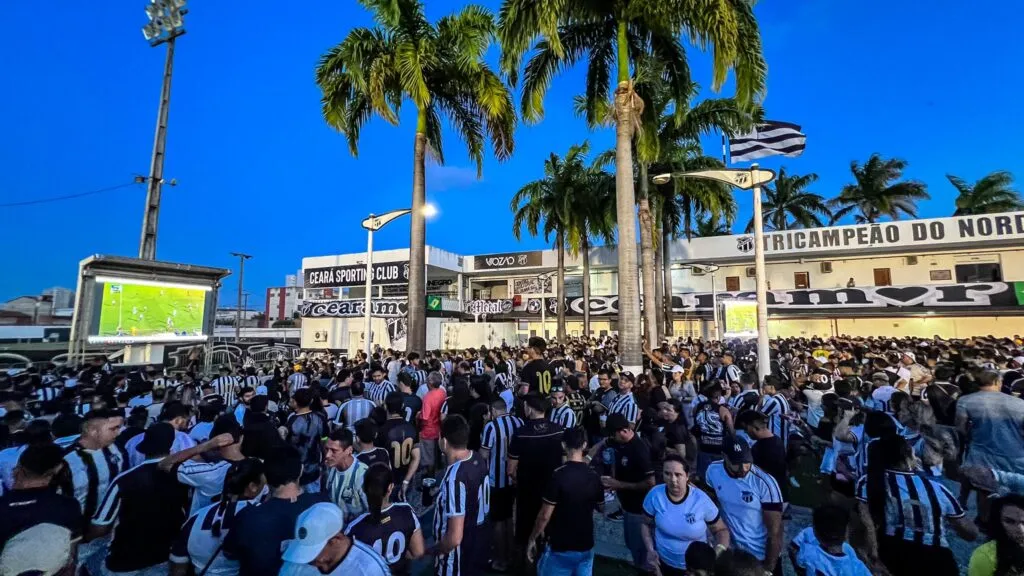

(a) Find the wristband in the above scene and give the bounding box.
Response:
[714,544,727,557]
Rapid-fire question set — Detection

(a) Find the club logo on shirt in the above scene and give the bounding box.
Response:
[685,513,696,524]
[741,490,755,503]
[620,457,629,467]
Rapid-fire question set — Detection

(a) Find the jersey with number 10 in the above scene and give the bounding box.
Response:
[520,359,554,396]
[345,502,421,575]
[378,417,419,485]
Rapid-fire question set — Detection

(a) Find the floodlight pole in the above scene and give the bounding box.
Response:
[652,165,774,382]
[139,30,182,260]
[361,209,413,358]
[231,252,252,341]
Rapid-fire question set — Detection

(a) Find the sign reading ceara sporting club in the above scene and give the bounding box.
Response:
[303,262,409,288]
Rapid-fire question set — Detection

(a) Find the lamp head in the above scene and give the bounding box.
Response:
[651,174,672,185]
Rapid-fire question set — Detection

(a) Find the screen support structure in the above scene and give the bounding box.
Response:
[69,255,230,367]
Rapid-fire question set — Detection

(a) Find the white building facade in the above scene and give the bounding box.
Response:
[299,211,1024,351]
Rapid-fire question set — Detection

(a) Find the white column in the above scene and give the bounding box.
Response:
[364,227,374,358]
[751,163,771,382]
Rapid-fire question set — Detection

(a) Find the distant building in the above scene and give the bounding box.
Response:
[42,287,75,308]
[265,286,304,323]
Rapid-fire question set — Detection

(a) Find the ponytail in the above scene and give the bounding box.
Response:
[362,463,392,522]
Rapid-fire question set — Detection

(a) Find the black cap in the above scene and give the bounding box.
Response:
[619,371,636,383]
[723,436,752,464]
[137,422,175,456]
[606,413,630,434]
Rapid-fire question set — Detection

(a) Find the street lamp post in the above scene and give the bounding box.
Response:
[652,164,776,382]
[535,271,557,340]
[138,0,188,260]
[230,252,252,341]
[361,205,436,357]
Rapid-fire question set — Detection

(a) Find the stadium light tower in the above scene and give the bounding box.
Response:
[138,0,188,260]
[231,253,252,341]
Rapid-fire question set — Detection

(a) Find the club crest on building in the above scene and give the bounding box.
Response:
[737,236,755,253]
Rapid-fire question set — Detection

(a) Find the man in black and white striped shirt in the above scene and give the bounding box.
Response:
[209,367,238,408]
[472,348,486,376]
[548,384,577,429]
[369,366,395,405]
[479,399,522,573]
[608,372,640,427]
[407,353,428,396]
[287,367,309,392]
[61,410,128,520]
[240,367,262,393]
[336,380,376,431]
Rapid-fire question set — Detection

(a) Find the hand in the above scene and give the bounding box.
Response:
[206,433,235,450]
[601,476,621,490]
[645,550,660,575]
[960,465,998,492]
[526,539,538,563]
[399,483,408,502]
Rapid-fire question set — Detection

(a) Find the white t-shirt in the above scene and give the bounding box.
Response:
[802,388,832,428]
[705,462,784,560]
[279,540,389,576]
[642,485,720,569]
[789,527,871,576]
[178,459,233,516]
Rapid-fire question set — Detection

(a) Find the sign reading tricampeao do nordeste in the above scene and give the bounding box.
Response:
[691,211,1024,260]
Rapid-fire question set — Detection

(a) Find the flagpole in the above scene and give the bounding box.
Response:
[721,133,729,165]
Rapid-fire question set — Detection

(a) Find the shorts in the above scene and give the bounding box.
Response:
[490,486,515,521]
[420,438,438,469]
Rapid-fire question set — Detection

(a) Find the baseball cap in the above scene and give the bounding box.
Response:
[281,503,344,564]
[255,385,268,396]
[723,436,753,464]
[619,371,636,383]
[136,422,175,456]
[605,413,630,434]
[671,365,685,374]
[0,523,72,576]
[1013,356,1024,366]
[902,351,916,362]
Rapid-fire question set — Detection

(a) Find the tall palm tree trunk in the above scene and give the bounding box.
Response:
[582,234,592,338]
[638,164,659,347]
[556,227,567,342]
[662,217,674,336]
[654,219,665,338]
[614,21,641,371]
[407,112,428,353]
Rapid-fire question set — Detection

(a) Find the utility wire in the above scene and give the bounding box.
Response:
[0,181,140,208]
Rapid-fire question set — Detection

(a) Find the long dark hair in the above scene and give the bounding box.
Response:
[988,495,1024,576]
[362,463,392,522]
[865,434,914,533]
[212,458,265,537]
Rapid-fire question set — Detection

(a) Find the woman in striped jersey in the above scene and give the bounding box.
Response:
[856,434,977,576]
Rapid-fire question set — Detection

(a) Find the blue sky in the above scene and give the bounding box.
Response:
[1,0,1021,305]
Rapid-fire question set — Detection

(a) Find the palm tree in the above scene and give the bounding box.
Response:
[744,168,830,232]
[829,154,929,224]
[316,1,515,354]
[566,164,616,338]
[694,213,732,237]
[653,144,735,333]
[948,171,1023,215]
[499,0,766,369]
[512,142,599,342]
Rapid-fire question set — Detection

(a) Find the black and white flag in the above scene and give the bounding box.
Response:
[729,120,806,162]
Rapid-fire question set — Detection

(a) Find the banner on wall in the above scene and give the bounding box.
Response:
[473,251,543,270]
[300,299,407,318]
[460,282,1024,317]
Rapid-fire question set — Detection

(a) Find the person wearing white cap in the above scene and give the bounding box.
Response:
[899,351,932,398]
[280,503,389,576]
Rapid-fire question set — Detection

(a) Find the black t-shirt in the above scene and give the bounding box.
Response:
[612,435,654,514]
[0,487,83,546]
[661,418,691,452]
[223,492,329,576]
[508,418,564,497]
[345,502,420,575]
[92,461,189,572]
[377,417,419,484]
[542,462,603,552]
[520,359,554,396]
[356,447,392,470]
[750,435,789,501]
[401,393,422,424]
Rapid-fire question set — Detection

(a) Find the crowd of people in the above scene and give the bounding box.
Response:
[2,332,1024,576]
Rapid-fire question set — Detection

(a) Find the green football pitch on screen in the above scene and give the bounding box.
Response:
[97,282,207,338]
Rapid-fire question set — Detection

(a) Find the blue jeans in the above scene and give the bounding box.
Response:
[538,548,594,576]
[622,511,648,569]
